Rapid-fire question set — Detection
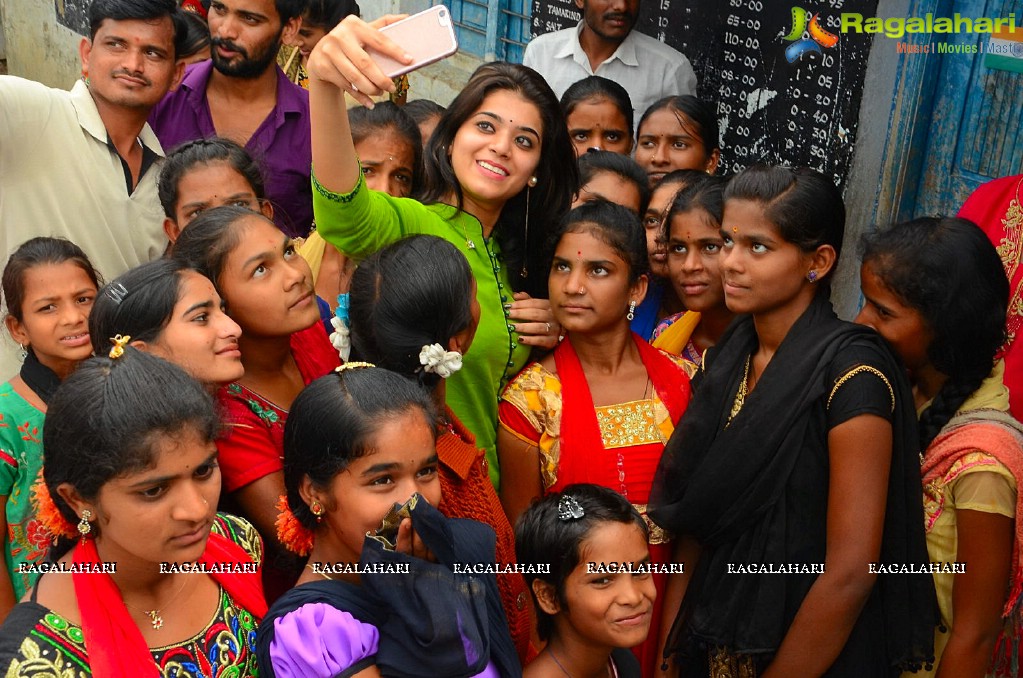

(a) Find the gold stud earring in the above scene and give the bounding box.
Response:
[310,500,324,523]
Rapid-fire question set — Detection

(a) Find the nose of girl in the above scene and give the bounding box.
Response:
[853,307,874,329]
[172,482,211,523]
[219,312,242,340]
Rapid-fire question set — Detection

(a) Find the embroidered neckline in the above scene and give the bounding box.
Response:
[227,382,287,426]
[995,176,1023,349]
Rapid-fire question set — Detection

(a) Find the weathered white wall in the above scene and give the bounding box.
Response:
[0,0,82,86]
[361,0,481,105]
[0,0,7,60]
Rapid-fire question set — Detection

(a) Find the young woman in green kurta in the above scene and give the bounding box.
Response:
[306,19,578,488]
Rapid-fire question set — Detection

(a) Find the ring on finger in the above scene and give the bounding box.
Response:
[545,322,551,335]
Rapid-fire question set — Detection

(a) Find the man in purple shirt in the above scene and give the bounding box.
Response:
[149,0,312,237]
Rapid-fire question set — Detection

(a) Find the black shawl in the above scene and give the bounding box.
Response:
[20,349,61,404]
[650,293,937,676]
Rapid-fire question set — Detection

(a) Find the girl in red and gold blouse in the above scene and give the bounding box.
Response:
[498,200,692,674]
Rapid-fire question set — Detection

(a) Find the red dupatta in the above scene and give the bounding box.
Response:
[552,332,691,491]
[72,532,268,677]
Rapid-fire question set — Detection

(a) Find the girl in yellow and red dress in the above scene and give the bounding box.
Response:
[857,217,1023,678]
[498,200,691,675]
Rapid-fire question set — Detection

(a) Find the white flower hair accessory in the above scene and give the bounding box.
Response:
[419,343,462,378]
[329,316,351,362]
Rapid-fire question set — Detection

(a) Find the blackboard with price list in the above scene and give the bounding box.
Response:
[530,0,880,187]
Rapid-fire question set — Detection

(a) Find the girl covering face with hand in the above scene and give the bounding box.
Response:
[348,235,530,661]
[256,365,520,678]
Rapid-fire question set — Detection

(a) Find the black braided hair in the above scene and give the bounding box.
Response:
[860,217,1008,448]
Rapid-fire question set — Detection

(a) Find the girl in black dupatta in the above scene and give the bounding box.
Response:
[649,166,937,677]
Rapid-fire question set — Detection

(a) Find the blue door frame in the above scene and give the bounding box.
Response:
[875,0,1023,223]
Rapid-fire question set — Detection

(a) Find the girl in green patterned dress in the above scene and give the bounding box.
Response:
[0,237,99,622]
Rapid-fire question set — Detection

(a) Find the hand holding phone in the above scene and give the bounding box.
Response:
[367,5,459,79]
[305,14,407,103]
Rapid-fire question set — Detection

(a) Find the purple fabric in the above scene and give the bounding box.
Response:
[269,603,379,677]
[268,602,499,678]
[454,609,500,678]
[148,60,313,238]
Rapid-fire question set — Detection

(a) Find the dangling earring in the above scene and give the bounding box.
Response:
[310,500,324,523]
[522,182,536,279]
[807,270,819,283]
[78,509,92,543]
[18,344,27,360]
[627,300,637,321]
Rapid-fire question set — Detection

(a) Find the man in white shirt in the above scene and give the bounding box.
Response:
[522,0,697,122]
[0,0,184,378]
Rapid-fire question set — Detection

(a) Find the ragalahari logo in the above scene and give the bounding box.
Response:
[783,7,839,62]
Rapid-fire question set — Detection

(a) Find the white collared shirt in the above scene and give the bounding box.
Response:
[523,21,697,123]
[0,76,168,378]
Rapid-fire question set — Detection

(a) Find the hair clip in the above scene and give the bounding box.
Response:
[558,495,585,521]
[108,334,131,359]
[106,283,128,304]
[335,361,375,373]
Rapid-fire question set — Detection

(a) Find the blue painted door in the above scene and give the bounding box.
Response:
[912,0,1023,217]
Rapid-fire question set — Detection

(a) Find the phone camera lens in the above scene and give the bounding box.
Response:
[439,8,447,17]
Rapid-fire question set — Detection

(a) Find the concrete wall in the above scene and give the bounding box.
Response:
[0,0,82,86]
[831,0,911,319]
[361,0,482,105]
[0,0,7,61]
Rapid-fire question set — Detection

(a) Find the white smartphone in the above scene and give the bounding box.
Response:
[368,5,459,79]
